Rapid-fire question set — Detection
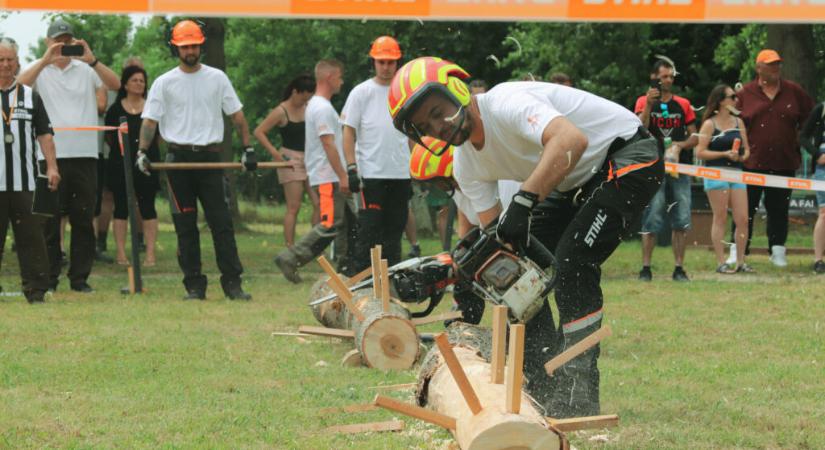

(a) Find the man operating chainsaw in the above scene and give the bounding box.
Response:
[389,57,663,418]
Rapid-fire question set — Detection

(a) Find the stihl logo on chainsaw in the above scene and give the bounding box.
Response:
[584,212,608,247]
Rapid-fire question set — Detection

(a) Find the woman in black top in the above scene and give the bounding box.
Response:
[104,65,160,266]
[695,84,753,274]
[253,74,319,249]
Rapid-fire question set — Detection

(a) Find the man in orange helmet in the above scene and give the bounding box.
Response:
[138,19,255,301]
[341,36,411,272]
[390,56,663,418]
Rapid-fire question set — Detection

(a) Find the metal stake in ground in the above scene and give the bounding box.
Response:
[121,116,142,294]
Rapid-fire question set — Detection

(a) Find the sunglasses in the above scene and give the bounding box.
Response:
[725,94,737,100]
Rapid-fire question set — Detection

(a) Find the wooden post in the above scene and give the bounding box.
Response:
[434,333,483,415]
[505,324,525,414]
[380,259,390,313]
[371,246,382,299]
[318,256,365,322]
[127,266,135,295]
[545,326,612,376]
[374,395,457,430]
[490,305,507,384]
[120,116,142,294]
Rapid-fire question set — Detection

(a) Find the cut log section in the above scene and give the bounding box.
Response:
[306,249,420,371]
[411,323,566,450]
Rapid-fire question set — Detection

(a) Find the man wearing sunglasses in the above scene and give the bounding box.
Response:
[730,49,814,267]
[389,57,663,418]
[635,59,698,283]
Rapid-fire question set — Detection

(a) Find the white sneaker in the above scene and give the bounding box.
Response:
[725,244,737,266]
[770,245,788,267]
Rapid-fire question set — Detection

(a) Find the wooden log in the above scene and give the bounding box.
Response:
[353,298,419,370]
[308,273,354,330]
[341,349,364,367]
[417,324,565,450]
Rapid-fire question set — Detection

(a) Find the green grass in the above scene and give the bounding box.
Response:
[1,202,824,449]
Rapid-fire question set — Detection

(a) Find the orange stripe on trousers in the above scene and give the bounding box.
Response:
[319,183,335,229]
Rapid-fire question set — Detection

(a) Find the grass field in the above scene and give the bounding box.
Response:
[1,202,824,449]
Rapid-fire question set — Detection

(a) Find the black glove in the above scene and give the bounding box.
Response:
[496,190,539,250]
[347,164,361,193]
[241,146,257,171]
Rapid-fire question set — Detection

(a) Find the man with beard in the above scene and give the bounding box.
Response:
[138,20,255,301]
[341,36,411,271]
[388,57,663,418]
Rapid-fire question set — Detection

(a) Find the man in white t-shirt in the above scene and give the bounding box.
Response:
[389,57,663,418]
[139,20,256,301]
[18,19,121,293]
[275,59,351,283]
[341,36,411,272]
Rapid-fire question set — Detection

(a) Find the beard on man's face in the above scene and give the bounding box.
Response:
[180,53,199,67]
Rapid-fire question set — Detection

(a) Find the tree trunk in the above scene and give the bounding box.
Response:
[416,323,565,450]
[766,25,817,98]
[200,17,242,222]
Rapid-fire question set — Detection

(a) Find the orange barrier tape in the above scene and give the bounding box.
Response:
[667,162,825,193]
[53,124,129,133]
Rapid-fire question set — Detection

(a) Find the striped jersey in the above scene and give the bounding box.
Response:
[1,81,53,192]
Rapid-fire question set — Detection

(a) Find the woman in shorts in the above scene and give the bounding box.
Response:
[254,75,320,248]
[695,84,753,273]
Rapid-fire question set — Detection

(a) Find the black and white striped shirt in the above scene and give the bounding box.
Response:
[1,82,52,192]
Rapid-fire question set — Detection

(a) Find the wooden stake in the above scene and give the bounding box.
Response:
[150,161,290,170]
[547,414,619,432]
[374,395,457,430]
[411,310,463,327]
[297,325,355,339]
[380,259,391,313]
[434,333,483,415]
[341,349,364,367]
[319,403,379,415]
[127,266,135,294]
[317,256,365,322]
[371,246,382,299]
[545,326,612,376]
[367,382,417,391]
[346,267,372,286]
[324,420,404,434]
[490,305,508,384]
[505,324,525,414]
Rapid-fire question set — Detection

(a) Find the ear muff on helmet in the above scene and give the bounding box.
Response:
[167,20,206,58]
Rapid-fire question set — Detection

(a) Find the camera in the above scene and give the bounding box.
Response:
[649,78,662,90]
[61,45,84,57]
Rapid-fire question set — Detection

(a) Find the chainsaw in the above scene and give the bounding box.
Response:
[308,253,456,318]
[452,224,558,323]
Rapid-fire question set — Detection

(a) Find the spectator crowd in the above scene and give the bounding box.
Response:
[2,18,825,307]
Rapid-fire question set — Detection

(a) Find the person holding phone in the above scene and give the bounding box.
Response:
[0,37,61,303]
[634,58,698,283]
[17,18,120,293]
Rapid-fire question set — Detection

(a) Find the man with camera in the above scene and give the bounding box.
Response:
[634,59,698,282]
[139,20,255,301]
[18,19,120,293]
[389,56,663,418]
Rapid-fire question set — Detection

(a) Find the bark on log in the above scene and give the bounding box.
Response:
[417,323,565,450]
[309,277,419,370]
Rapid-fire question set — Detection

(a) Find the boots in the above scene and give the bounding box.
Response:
[549,314,603,418]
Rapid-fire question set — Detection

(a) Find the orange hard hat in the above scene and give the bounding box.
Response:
[170,20,205,47]
[370,36,402,60]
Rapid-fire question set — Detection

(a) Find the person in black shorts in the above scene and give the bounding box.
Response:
[104,65,159,266]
